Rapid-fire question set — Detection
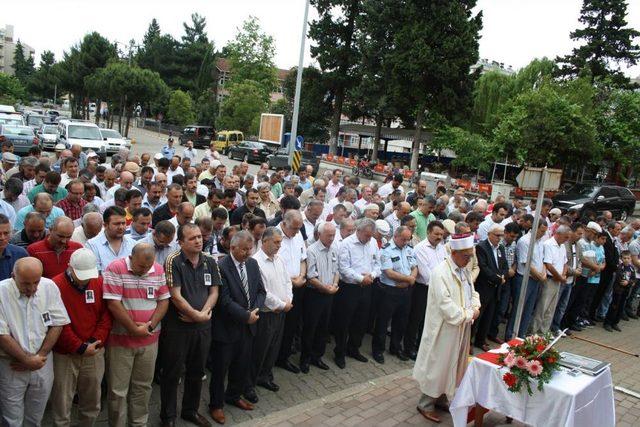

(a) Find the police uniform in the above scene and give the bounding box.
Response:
[372,241,417,358]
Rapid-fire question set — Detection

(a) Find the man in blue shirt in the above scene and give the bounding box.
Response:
[14,193,65,232]
[372,226,418,364]
[0,213,28,280]
[161,137,176,160]
[0,199,16,224]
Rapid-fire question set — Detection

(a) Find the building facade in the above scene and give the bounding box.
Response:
[0,25,35,76]
[215,57,289,104]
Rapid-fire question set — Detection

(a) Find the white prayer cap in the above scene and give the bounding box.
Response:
[153,153,163,160]
[549,208,562,216]
[586,221,602,233]
[364,203,379,212]
[449,233,475,251]
[342,201,355,214]
[375,219,391,236]
[210,159,221,169]
[442,219,456,235]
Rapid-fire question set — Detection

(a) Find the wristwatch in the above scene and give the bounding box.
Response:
[147,324,154,333]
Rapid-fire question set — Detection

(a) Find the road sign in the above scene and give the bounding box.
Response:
[291,151,302,172]
[295,135,304,151]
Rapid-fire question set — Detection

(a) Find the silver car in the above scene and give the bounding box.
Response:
[37,124,60,150]
[100,128,132,154]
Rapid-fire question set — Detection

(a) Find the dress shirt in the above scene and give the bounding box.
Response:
[253,249,293,311]
[338,233,381,284]
[516,232,545,276]
[22,179,37,196]
[167,166,184,184]
[477,216,500,241]
[302,212,317,243]
[138,233,179,267]
[0,277,70,357]
[161,145,175,160]
[380,241,417,287]
[543,237,568,278]
[384,212,402,234]
[182,147,197,161]
[1,193,29,213]
[141,193,167,213]
[0,245,28,281]
[14,205,65,232]
[306,240,339,287]
[325,181,343,200]
[71,226,89,245]
[277,223,307,278]
[377,182,397,200]
[0,199,16,224]
[414,238,447,285]
[125,225,151,241]
[85,231,137,272]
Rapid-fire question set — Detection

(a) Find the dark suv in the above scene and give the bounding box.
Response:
[267,148,319,176]
[178,125,215,148]
[552,183,636,220]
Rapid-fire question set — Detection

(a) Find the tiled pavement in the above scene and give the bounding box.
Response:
[44,319,640,426]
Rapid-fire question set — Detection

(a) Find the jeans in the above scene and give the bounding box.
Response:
[505,274,540,340]
[551,282,573,332]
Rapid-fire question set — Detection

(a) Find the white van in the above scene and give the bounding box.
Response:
[57,120,107,162]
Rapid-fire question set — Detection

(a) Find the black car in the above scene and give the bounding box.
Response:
[267,147,320,176]
[227,141,272,163]
[552,183,636,220]
[178,125,215,148]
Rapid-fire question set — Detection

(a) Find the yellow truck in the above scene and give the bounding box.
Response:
[213,130,244,154]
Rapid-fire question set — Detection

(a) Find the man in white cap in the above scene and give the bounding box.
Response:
[50,248,112,426]
[413,233,480,423]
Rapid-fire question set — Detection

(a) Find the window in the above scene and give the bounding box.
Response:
[229,133,237,142]
[597,187,618,199]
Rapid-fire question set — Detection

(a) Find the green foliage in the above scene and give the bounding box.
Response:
[0,72,28,104]
[12,41,35,86]
[166,90,196,127]
[431,126,497,171]
[137,20,181,89]
[29,51,57,101]
[218,81,268,135]
[224,16,277,101]
[195,90,218,128]
[557,0,640,87]
[175,13,217,95]
[595,89,640,169]
[493,84,599,167]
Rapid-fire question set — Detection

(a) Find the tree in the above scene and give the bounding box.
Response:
[224,16,277,100]
[13,41,35,85]
[137,31,181,88]
[557,0,640,87]
[29,50,57,101]
[309,0,362,154]
[0,73,27,104]
[142,18,161,46]
[390,0,483,170]
[431,126,498,171]
[174,13,217,95]
[166,90,196,127]
[195,90,218,128]
[218,81,268,135]
[493,84,599,167]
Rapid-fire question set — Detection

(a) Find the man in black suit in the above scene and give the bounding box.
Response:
[208,230,266,425]
[590,220,621,321]
[474,223,509,351]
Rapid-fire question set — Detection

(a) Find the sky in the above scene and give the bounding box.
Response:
[2,0,639,77]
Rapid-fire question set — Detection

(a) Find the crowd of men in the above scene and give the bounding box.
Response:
[0,136,638,426]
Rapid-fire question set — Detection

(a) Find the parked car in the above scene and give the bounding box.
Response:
[0,113,25,126]
[214,130,244,154]
[227,141,272,164]
[0,125,40,155]
[26,114,48,131]
[57,120,108,163]
[178,125,215,148]
[100,128,132,154]
[267,148,320,176]
[36,124,61,150]
[552,183,636,220]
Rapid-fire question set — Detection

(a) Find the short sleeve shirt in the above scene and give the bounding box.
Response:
[164,251,222,330]
[380,241,417,287]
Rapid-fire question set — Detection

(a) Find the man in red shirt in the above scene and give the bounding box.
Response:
[50,248,112,426]
[55,180,87,220]
[27,216,82,278]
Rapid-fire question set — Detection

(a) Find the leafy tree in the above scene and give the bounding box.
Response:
[174,13,217,95]
[218,81,268,135]
[390,0,483,170]
[309,0,362,154]
[29,51,57,101]
[0,72,28,104]
[166,90,196,127]
[432,126,497,171]
[493,84,599,167]
[138,32,181,88]
[143,18,161,46]
[13,41,35,85]
[557,0,640,87]
[224,16,277,101]
[195,90,218,128]
[471,71,514,135]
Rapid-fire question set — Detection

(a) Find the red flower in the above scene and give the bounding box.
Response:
[503,372,518,388]
[547,357,556,364]
[536,343,546,352]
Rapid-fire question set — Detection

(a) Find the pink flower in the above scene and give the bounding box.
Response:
[515,356,528,370]
[503,352,516,368]
[527,360,543,377]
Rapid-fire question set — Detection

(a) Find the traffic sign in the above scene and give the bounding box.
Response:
[291,151,302,172]
[295,135,303,151]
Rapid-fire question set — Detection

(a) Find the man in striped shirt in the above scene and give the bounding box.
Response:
[103,243,170,427]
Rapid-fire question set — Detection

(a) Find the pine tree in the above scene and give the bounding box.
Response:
[13,40,34,84]
[557,0,640,87]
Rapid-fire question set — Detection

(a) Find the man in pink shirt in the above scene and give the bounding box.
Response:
[103,243,170,426]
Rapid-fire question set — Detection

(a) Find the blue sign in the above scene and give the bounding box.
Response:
[295,135,304,151]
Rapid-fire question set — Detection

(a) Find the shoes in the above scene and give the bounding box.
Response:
[612,324,622,332]
[209,408,225,425]
[475,343,490,352]
[257,381,279,392]
[334,356,346,369]
[161,421,175,427]
[627,313,639,319]
[487,336,504,345]
[243,390,259,404]
[346,351,368,363]
[621,313,629,321]
[390,350,410,361]
[372,352,385,364]
[181,412,211,427]
[569,323,584,332]
[603,324,613,332]
[563,329,573,336]
[311,358,330,370]
[407,350,417,361]
[594,315,605,323]
[299,360,310,374]
[226,398,254,411]
[416,406,441,423]
[276,359,300,374]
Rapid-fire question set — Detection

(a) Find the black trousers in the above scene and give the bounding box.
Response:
[473,285,498,347]
[160,327,211,421]
[403,283,428,354]
[605,288,630,326]
[250,311,285,390]
[590,269,615,318]
[332,281,372,358]
[301,288,333,362]
[564,276,589,325]
[277,286,304,364]
[209,328,253,409]
[371,283,411,355]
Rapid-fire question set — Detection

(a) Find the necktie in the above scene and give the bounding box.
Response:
[239,262,251,306]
